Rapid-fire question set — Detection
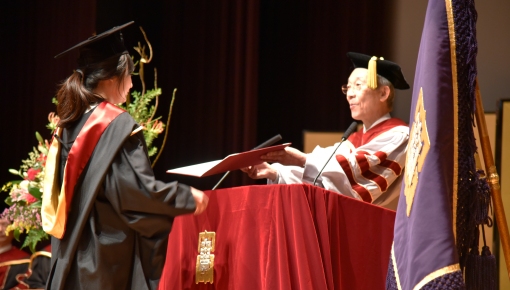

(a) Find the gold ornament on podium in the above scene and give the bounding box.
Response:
[196,231,216,284]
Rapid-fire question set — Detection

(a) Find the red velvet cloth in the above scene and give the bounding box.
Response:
[159,184,396,290]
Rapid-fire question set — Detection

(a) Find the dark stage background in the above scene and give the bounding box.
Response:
[0,0,393,193]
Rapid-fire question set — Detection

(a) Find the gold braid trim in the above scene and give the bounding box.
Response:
[391,243,403,290]
[28,251,51,270]
[0,259,30,268]
[413,264,461,290]
[15,251,51,289]
[444,0,459,240]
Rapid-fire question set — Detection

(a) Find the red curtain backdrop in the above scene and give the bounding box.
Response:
[153,0,261,189]
[160,184,396,289]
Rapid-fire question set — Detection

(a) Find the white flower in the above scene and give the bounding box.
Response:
[19,180,30,190]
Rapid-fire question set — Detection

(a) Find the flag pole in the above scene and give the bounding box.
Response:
[474,78,510,280]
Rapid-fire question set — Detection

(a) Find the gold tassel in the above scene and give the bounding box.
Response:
[367,56,378,90]
[367,56,383,90]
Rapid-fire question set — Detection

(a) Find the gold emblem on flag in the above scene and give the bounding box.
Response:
[404,88,430,216]
[196,231,216,284]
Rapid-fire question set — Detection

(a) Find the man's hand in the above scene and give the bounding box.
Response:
[241,162,278,181]
[191,187,209,215]
[260,147,307,167]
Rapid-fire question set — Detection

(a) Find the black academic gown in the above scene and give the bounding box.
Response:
[46,103,196,290]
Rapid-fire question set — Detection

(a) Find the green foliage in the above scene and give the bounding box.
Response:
[123,88,161,121]
[22,229,49,253]
[119,88,165,157]
[28,185,42,199]
[20,146,44,172]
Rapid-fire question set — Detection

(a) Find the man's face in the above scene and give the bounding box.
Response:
[344,68,388,125]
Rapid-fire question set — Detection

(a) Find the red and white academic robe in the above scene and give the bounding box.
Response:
[270,115,409,210]
[0,246,30,289]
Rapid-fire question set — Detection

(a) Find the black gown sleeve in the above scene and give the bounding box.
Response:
[103,130,196,238]
[101,129,197,285]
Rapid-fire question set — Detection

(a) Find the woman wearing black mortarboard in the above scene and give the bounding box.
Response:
[41,22,209,290]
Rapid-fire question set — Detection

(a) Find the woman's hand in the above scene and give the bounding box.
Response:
[191,187,209,215]
[241,162,278,181]
[260,147,307,167]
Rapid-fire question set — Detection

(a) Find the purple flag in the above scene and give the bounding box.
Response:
[387,0,478,289]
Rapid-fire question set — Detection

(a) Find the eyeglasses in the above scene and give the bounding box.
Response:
[341,83,365,95]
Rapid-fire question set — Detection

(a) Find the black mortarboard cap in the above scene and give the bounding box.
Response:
[347,52,410,90]
[55,21,134,68]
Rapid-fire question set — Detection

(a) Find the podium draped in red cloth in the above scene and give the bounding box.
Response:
[159,184,395,290]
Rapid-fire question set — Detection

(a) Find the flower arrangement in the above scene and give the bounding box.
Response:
[1,26,174,252]
[1,131,51,253]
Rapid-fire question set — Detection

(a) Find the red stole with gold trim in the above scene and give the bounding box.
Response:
[42,102,125,239]
[0,247,29,289]
[347,118,407,147]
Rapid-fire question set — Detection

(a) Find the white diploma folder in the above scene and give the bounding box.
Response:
[166,143,291,177]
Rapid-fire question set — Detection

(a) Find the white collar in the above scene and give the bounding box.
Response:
[363,113,391,133]
[85,103,99,114]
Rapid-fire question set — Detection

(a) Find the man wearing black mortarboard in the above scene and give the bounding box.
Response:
[242,52,410,210]
[41,22,209,290]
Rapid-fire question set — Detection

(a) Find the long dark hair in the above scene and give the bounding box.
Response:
[56,53,134,128]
